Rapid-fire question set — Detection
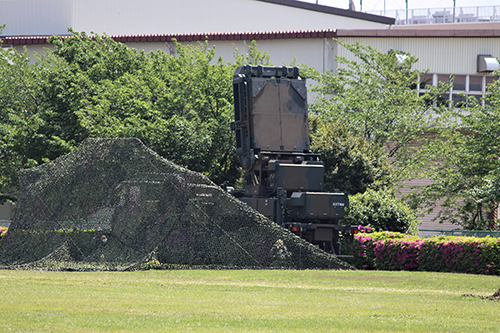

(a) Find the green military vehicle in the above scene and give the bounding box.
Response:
[230,65,355,255]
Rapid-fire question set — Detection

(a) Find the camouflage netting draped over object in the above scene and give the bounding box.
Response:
[0,138,352,271]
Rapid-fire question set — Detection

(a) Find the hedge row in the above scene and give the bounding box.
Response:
[348,231,500,275]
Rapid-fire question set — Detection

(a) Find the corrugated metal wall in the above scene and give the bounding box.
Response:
[126,38,331,74]
[338,37,500,74]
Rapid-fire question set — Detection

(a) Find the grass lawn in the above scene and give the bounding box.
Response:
[0,269,498,332]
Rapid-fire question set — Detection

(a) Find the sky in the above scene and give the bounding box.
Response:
[301,0,499,13]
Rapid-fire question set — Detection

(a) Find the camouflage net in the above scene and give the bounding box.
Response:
[0,138,352,271]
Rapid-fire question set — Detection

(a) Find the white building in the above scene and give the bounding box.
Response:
[0,0,394,74]
[336,28,500,104]
[0,0,392,37]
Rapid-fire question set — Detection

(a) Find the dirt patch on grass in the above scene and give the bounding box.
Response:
[463,288,500,301]
[319,274,408,284]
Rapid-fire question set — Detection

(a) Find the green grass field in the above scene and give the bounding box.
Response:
[0,269,498,332]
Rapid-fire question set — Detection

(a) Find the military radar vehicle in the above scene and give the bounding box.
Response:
[229,65,355,255]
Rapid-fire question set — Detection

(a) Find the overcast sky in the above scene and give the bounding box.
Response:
[302,0,498,13]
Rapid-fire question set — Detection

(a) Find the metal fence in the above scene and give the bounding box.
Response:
[367,5,500,26]
[419,229,500,238]
[0,221,11,228]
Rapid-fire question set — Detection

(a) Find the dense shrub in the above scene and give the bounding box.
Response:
[349,231,500,275]
[345,189,420,235]
[310,118,395,195]
[418,236,500,275]
[0,227,7,245]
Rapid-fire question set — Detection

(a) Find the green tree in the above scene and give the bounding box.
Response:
[1,31,150,204]
[301,39,458,231]
[1,32,278,202]
[73,38,238,184]
[310,117,394,195]
[411,87,500,230]
[0,47,45,203]
[304,39,451,176]
[345,188,420,235]
[233,40,272,66]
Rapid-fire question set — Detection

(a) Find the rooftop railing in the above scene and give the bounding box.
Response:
[367,5,500,25]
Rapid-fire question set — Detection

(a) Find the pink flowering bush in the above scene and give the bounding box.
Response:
[350,231,420,270]
[418,236,500,275]
[348,231,500,275]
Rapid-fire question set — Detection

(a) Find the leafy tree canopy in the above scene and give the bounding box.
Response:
[306,40,499,230]
[0,30,270,203]
[409,85,500,230]
[300,39,500,230]
[302,39,452,177]
[310,117,394,195]
[233,40,272,66]
[344,188,420,235]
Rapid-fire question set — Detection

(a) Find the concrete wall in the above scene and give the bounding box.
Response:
[71,0,387,35]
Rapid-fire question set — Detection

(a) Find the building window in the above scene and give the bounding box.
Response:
[419,73,498,108]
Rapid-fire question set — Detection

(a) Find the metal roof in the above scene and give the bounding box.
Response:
[4,28,500,46]
[256,0,395,25]
[0,29,338,46]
